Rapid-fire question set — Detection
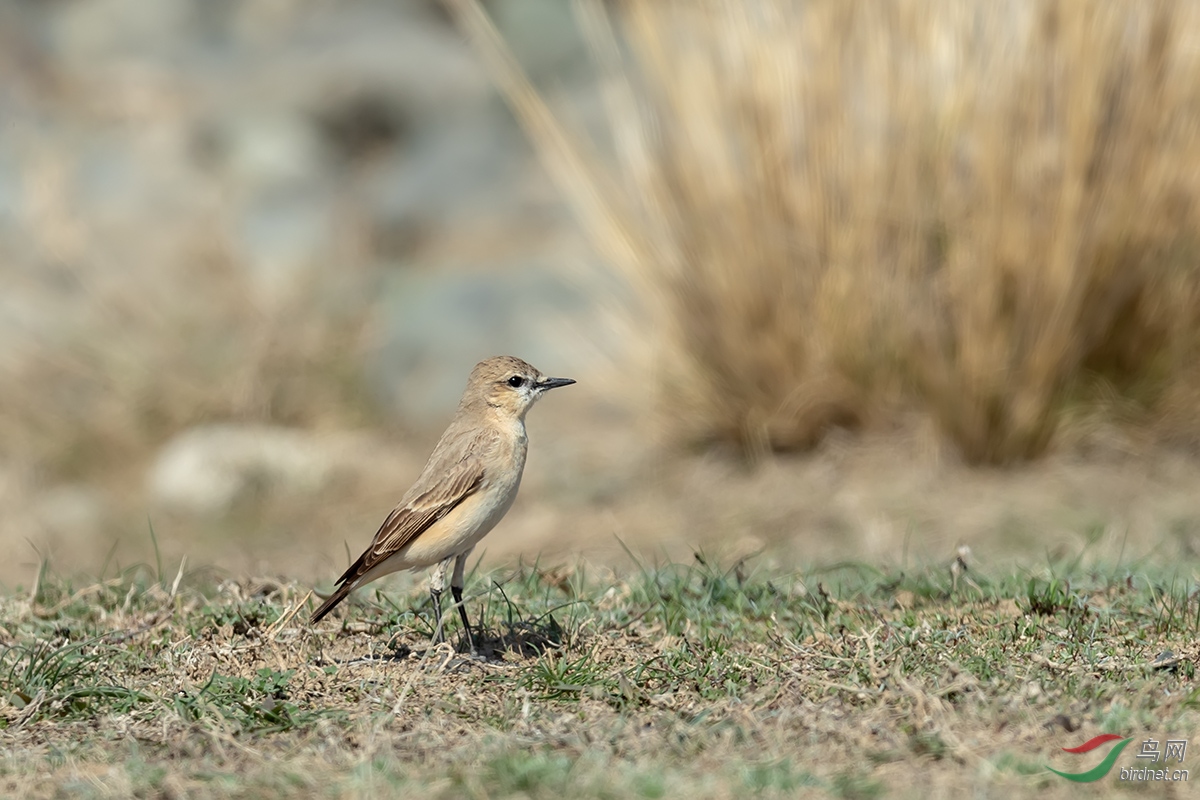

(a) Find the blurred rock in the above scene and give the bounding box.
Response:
[217,1,492,122]
[362,107,530,242]
[0,148,19,230]
[4,0,592,318]
[2,0,605,516]
[213,112,327,190]
[148,424,342,515]
[236,186,337,300]
[313,92,408,164]
[491,0,589,81]
[52,0,196,66]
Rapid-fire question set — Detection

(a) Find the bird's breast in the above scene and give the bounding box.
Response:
[398,427,527,568]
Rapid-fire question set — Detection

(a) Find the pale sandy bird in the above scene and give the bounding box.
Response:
[310,356,574,652]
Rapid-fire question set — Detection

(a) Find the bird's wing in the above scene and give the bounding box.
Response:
[333,458,485,587]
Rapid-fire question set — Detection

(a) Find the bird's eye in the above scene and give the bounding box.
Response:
[507,375,525,388]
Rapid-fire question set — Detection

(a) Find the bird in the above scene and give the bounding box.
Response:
[309,355,575,653]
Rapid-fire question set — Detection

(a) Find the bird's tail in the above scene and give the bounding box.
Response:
[309,581,355,624]
[310,552,370,624]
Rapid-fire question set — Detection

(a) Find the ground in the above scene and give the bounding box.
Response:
[1,547,1196,798]
[4,1,1199,796]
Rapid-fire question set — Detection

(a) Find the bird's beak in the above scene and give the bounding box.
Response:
[536,377,576,391]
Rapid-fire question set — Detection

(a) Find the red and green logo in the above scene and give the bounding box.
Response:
[1047,734,1133,782]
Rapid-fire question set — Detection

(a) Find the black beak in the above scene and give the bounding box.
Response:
[536,377,576,391]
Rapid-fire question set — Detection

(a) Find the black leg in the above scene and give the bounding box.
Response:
[429,587,444,644]
[451,585,475,654]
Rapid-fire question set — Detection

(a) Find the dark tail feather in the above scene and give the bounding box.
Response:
[310,581,355,624]
[310,552,370,624]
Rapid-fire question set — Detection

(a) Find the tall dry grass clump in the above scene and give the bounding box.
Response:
[449,0,1200,463]
[913,2,1200,461]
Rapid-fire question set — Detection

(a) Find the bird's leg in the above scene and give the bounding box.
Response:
[428,557,453,644]
[451,549,476,655]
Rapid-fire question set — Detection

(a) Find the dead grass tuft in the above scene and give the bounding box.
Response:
[449,0,1200,462]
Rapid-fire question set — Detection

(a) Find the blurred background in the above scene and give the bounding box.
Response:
[3,0,1200,587]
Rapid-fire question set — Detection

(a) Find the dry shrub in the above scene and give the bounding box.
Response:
[913,1,1200,461]
[449,0,1200,462]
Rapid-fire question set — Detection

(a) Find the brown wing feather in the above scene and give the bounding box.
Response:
[368,466,483,563]
[309,457,485,624]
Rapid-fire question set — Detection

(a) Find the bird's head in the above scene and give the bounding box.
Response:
[464,355,575,420]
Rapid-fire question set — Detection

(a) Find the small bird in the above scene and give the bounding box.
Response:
[310,355,575,653]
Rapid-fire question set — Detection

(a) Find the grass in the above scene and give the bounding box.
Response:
[447,0,1200,462]
[0,550,1197,797]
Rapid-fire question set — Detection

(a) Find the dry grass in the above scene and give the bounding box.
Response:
[1,554,1197,797]
[449,0,1200,462]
